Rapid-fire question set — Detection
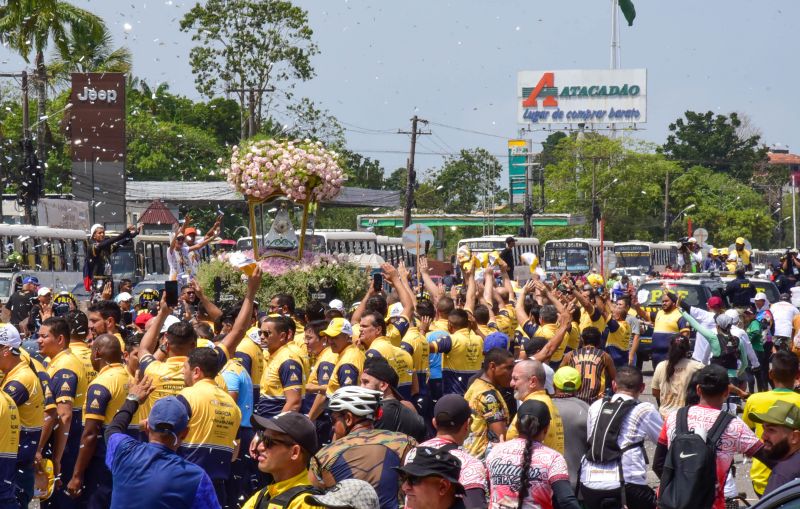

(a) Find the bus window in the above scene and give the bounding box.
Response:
[51,240,64,271]
[76,241,86,271]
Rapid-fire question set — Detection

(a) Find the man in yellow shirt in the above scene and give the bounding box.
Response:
[0,384,19,508]
[66,310,97,383]
[360,312,414,398]
[257,315,306,418]
[743,350,800,496]
[604,299,633,368]
[308,318,365,421]
[508,359,564,453]
[87,299,127,349]
[178,347,242,505]
[428,309,484,395]
[66,334,129,506]
[38,316,88,509]
[463,348,514,459]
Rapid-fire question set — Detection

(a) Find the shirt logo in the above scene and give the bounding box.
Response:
[679,452,698,459]
[90,399,100,409]
[289,374,299,382]
[60,382,71,391]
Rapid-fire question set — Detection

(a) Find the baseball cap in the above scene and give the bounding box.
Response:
[149,396,190,434]
[184,227,197,236]
[483,332,509,353]
[251,411,319,455]
[710,248,719,256]
[37,287,51,297]
[161,315,181,334]
[553,366,582,392]
[305,479,379,509]
[688,237,697,243]
[362,357,402,400]
[134,312,153,329]
[388,302,404,319]
[706,296,723,309]
[516,399,552,429]
[749,400,800,431]
[0,323,22,352]
[394,447,465,494]
[328,299,345,312]
[22,276,39,285]
[115,292,133,303]
[320,317,353,338]
[736,237,746,245]
[433,394,471,429]
[754,292,767,301]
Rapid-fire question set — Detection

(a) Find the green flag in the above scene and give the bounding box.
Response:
[619,0,636,26]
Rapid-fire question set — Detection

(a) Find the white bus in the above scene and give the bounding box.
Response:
[543,238,613,274]
[457,235,540,280]
[377,236,412,266]
[614,241,678,273]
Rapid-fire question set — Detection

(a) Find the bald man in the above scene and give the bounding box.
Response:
[66,334,131,506]
[508,359,565,453]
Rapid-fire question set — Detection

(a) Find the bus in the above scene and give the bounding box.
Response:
[752,248,784,269]
[614,241,678,273]
[457,235,540,280]
[238,230,378,258]
[543,238,612,274]
[377,236,411,266]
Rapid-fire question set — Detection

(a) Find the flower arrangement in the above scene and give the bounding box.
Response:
[220,138,345,202]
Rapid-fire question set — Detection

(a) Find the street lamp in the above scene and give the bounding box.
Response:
[670,203,696,227]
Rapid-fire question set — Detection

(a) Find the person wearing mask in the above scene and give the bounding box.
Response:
[37,316,88,509]
[241,412,321,509]
[397,447,471,509]
[0,323,45,508]
[559,327,616,404]
[651,334,705,419]
[769,294,798,351]
[725,268,756,311]
[256,315,306,418]
[485,400,580,509]
[579,366,663,509]
[86,223,140,296]
[550,367,590,492]
[742,351,800,497]
[632,291,686,365]
[3,275,37,332]
[221,355,255,507]
[104,377,221,509]
[311,386,416,509]
[428,309,484,396]
[65,334,129,506]
[654,364,766,509]
[507,359,564,453]
[402,394,489,509]
[748,400,800,495]
[463,348,514,459]
[177,347,242,504]
[360,357,426,442]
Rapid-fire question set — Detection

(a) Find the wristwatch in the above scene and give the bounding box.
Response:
[126,394,140,402]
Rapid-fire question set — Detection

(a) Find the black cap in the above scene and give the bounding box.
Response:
[251,412,319,455]
[516,399,551,428]
[434,394,471,428]
[394,447,465,494]
[506,237,515,243]
[363,357,403,400]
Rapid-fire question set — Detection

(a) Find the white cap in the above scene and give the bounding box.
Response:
[0,323,22,350]
[90,224,104,236]
[754,292,767,301]
[688,237,697,243]
[37,287,51,297]
[115,292,133,303]
[328,299,344,312]
[388,302,404,318]
[160,315,181,334]
[724,309,740,321]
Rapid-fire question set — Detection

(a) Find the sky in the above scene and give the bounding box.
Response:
[1,0,798,184]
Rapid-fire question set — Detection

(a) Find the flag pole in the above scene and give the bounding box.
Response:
[610,0,618,70]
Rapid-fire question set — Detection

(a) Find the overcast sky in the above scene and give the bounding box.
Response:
[1,0,797,183]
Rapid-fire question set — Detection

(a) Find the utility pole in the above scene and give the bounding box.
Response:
[399,116,429,228]
[1,71,36,223]
[226,86,276,140]
[663,169,670,241]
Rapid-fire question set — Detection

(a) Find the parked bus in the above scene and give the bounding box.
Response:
[457,235,539,280]
[614,241,678,273]
[377,236,412,266]
[543,238,613,274]
[752,248,784,269]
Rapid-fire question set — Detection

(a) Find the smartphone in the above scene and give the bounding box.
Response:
[372,273,383,292]
[164,280,179,307]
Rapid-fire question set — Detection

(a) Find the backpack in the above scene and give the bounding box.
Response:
[711,331,739,371]
[657,406,734,509]
[253,484,322,509]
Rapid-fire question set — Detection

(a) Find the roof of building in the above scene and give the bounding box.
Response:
[768,151,800,165]
[125,181,401,208]
[138,199,178,225]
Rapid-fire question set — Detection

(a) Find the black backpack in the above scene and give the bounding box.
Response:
[657,406,733,509]
[253,484,322,509]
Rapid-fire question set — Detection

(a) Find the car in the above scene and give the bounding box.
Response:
[132,278,168,302]
[751,478,800,508]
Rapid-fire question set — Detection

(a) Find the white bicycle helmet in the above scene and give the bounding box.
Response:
[328,386,382,418]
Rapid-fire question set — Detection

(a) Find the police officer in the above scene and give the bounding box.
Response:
[725,268,756,310]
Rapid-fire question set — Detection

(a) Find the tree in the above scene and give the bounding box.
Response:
[48,23,132,86]
[384,167,407,192]
[661,111,768,182]
[339,150,384,190]
[180,0,318,140]
[431,148,503,214]
[0,0,104,160]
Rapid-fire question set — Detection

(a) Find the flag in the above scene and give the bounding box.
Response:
[619,0,636,26]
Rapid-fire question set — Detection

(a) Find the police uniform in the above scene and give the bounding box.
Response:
[400,326,430,392]
[0,391,20,506]
[236,327,266,405]
[256,343,305,418]
[326,344,365,397]
[69,340,98,383]
[365,337,414,399]
[429,328,484,395]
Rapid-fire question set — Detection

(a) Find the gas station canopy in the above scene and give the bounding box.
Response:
[357,213,585,229]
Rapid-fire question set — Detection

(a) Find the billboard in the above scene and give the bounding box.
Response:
[68,73,126,229]
[508,140,530,197]
[517,69,646,125]
[37,198,90,230]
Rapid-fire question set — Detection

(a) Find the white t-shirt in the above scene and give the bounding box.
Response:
[769,301,799,337]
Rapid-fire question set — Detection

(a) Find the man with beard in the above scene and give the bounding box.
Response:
[748,400,800,495]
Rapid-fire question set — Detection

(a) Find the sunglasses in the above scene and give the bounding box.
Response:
[399,474,426,486]
[257,431,294,449]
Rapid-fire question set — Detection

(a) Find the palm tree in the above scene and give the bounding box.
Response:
[48,23,132,87]
[0,0,105,160]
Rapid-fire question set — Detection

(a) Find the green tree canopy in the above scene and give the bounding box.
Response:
[431,148,503,214]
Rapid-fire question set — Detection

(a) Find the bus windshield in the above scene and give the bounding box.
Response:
[614,245,650,269]
[544,244,591,272]
[112,249,136,280]
[462,240,505,252]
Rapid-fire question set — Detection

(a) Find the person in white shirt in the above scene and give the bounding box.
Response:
[579,366,663,509]
[769,294,799,349]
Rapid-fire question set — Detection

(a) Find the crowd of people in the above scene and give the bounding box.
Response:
[0,230,799,509]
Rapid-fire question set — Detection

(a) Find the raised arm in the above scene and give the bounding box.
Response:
[219,266,262,354]
[350,270,378,325]
[418,257,443,307]
[464,268,477,314]
[190,279,223,323]
[533,305,573,363]
[679,309,721,356]
[515,280,536,325]
[133,296,173,373]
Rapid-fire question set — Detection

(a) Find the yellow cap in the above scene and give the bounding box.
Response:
[586,273,605,288]
[720,248,729,255]
[553,366,582,392]
[736,237,745,245]
[320,317,353,337]
[34,458,55,500]
[710,248,719,256]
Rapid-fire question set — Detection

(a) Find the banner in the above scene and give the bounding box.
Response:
[37,198,90,230]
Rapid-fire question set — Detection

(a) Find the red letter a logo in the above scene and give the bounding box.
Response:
[522,72,558,108]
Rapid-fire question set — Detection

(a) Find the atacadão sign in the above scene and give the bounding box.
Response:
[517,68,647,125]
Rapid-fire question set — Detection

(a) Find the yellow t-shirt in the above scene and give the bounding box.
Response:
[506,390,564,454]
[605,318,632,351]
[579,307,606,333]
[84,363,130,425]
[46,348,88,410]
[0,360,43,465]
[259,343,306,417]
[235,333,265,393]
[69,341,98,384]
[743,388,800,495]
[400,326,430,379]
[241,469,322,509]
[0,391,19,476]
[326,344,365,396]
[463,377,509,459]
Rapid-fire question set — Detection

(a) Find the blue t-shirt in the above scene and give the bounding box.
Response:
[221,361,253,428]
[426,333,443,380]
